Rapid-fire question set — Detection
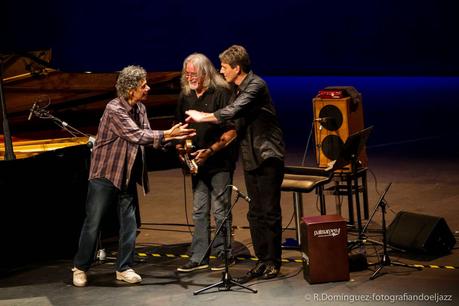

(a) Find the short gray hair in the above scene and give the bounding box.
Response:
[116,65,147,99]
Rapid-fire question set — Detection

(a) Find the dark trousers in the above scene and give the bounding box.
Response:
[244,157,284,268]
[73,178,138,272]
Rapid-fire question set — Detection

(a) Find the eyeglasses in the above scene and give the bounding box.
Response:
[184,72,199,79]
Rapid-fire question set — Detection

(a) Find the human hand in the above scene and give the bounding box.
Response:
[191,148,213,166]
[185,110,209,123]
[164,123,196,142]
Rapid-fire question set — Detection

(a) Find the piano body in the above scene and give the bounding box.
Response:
[0,51,181,270]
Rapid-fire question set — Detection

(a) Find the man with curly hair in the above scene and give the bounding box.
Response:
[72,65,195,287]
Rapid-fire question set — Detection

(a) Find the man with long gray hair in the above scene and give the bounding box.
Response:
[72,65,195,287]
[175,53,237,272]
[185,45,285,282]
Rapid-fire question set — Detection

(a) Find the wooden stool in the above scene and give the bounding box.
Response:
[330,167,369,225]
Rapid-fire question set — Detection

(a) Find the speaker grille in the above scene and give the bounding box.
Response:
[319,105,343,131]
[322,135,344,160]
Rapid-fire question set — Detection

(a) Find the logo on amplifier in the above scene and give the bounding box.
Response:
[313,228,341,238]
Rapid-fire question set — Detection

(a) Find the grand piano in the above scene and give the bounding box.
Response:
[0,51,182,271]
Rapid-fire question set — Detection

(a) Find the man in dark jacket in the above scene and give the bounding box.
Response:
[185,45,285,282]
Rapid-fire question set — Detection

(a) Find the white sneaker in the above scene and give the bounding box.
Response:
[116,269,142,284]
[72,267,87,287]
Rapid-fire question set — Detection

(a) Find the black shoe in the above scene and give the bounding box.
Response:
[262,264,279,279]
[234,262,266,284]
[176,261,209,272]
[210,256,236,271]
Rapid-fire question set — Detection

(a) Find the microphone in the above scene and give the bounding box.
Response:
[314,116,333,123]
[87,136,96,150]
[28,102,37,121]
[231,185,251,203]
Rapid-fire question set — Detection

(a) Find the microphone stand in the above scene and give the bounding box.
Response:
[29,100,91,139]
[193,188,257,295]
[1,51,56,160]
[361,183,420,280]
[0,57,15,160]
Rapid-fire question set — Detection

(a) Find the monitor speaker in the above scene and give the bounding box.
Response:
[387,211,456,254]
[313,86,366,169]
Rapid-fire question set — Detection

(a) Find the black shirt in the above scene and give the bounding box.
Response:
[214,71,285,171]
[176,86,237,174]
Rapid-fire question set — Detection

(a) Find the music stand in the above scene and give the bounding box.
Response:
[193,186,257,295]
[334,126,373,243]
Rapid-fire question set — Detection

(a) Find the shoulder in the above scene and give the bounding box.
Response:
[249,73,266,87]
[241,77,265,97]
[212,86,231,104]
[105,98,132,116]
[106,97,120,107]
[178,91,194,102]
[213,86,231,96]
[106,98,123,112]
[240,72,265,92]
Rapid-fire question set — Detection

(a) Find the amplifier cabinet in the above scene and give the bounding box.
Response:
[313,96,366,170]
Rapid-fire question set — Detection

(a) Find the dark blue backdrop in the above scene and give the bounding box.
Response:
[265,76,459,161]
[3,1,459,158]
[3,0,459,74]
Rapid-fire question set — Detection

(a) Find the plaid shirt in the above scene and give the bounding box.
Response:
[89,97,163,193]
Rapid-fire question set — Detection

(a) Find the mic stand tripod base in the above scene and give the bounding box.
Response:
[363,183,422,280]
[193,191,257,295]
[369,254,421,280]
[193,271,257,295]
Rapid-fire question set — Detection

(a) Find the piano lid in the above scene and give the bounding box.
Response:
[2,50,181,141]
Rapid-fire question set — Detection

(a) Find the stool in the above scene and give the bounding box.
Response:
[329,167,369,225]
[281,166,334,249]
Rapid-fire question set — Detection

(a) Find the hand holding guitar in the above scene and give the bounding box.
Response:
[177,139,198,174]
[191,148,213,167]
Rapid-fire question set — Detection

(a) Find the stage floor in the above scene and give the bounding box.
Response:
[1,141,458,306]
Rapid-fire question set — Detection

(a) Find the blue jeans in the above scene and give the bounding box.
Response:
[190,171,233,264]
[73,178,137,272]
